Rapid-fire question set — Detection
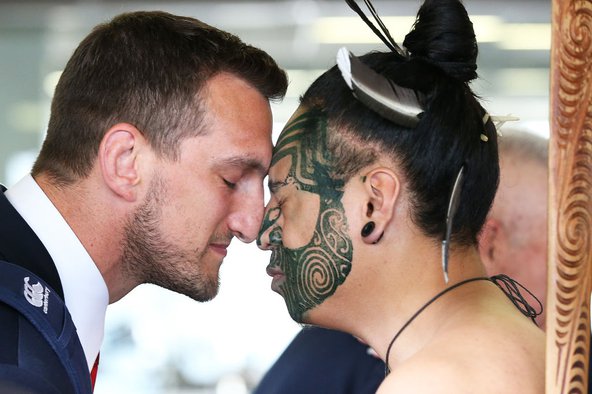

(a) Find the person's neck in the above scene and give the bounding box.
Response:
[35,172,134,303]
[352,244,488,370]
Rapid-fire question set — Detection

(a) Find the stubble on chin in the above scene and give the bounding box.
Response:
[119,177,220,302]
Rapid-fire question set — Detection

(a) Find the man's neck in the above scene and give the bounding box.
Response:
[352,244,488,368]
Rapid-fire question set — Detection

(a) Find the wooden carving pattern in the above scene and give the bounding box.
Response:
[547,0,592,393]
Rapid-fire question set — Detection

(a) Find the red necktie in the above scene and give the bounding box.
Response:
[90,354,100,391]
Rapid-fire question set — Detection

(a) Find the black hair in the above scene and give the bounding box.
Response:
[301,0,499,246]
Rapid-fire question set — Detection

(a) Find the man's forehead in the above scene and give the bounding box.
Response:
[267,108,346,200]
[276,107,319,141]
[272,107,327,167]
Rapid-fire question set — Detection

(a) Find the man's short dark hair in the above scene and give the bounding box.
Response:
[33,11,288,185]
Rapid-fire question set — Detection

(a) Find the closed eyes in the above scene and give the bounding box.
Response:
[223,178,237,189]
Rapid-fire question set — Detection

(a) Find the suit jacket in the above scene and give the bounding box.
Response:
[0,187,91,393]
[254,326,384,394]
[0,186,63,297]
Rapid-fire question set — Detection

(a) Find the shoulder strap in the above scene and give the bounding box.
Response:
[0,260,92,393]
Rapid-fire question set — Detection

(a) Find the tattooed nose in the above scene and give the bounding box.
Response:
[257,222,283,248]
[257,206,282,247]
[269,227,282,245]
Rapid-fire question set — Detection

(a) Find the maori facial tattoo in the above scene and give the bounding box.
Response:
[258,109,353,322]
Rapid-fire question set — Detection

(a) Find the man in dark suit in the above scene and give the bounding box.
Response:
[0,184,92,393]
[254,326,384,394]
[0,11,287,392]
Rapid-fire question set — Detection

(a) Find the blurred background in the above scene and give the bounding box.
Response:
[0,0,550,393]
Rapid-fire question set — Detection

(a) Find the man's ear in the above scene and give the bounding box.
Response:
[478,218,501,274]
[98,123,146,202]
[360,167,401,244]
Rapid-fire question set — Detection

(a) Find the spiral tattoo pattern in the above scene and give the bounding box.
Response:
[284,208,352,320]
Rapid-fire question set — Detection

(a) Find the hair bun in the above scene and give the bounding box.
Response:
[402,0,478,83]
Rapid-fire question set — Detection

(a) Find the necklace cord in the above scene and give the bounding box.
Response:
[383,275,543,376]
[384,277,489,375]
[489,274,543,324]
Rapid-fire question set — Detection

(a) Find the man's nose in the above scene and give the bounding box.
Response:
[228,191,265,244]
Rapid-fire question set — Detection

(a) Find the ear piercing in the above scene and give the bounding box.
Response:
[373,232,384,244]
[361,221,375,237]
[362,202,376,237]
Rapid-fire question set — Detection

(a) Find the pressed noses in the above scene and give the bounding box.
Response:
[226,188,266,243]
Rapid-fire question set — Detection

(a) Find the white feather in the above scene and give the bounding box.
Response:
[336,47,353,90]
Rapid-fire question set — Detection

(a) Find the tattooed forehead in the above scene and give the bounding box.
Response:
[272,109,344,197]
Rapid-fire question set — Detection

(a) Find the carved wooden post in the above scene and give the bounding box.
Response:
[547,0,592,393]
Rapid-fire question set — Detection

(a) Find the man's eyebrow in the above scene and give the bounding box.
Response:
[217,156,268,175]
[268,180,287,194]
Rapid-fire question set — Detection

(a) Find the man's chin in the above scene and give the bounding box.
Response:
[285,298,312,324]
[184,286,219,302]
[289,310,316,326]
[163,276,220,302]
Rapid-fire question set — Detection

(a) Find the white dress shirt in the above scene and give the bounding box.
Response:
[5,174,109,371]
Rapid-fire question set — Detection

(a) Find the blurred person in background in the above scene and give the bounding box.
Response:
[254,130,548,394]
[479,130,548,330]
[256,0,545,392]
[0,10,287,393]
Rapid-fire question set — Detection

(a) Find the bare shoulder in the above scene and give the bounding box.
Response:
[377,319,545,394]
[377,354,473,394]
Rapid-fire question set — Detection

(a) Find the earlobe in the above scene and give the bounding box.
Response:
[478,218,499,269]
[360,167,400,244]
[99,123,144,202]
